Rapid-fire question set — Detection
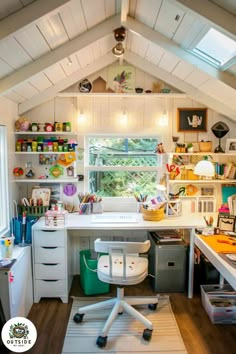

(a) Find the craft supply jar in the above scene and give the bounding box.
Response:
[32,141,38,152]
[63,122,71,132]
[16,141,22,152]
[53,141,58,152]
[38,123,45,132]
[54,122,63,132]
[31,123,38,132]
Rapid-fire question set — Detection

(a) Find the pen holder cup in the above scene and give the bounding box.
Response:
[137,202,143,213]
[79,203,91,215]
[92,203,103,214]
[0,237,14,259]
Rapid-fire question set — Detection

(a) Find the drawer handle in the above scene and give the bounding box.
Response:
[42,263,59,266]
[41,246,58,249]
[41,230,57,233]
[42,280,59,282]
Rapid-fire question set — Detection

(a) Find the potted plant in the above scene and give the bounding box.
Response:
[187,143,194,153]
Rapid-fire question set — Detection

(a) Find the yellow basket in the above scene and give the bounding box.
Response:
[141,207,165,221]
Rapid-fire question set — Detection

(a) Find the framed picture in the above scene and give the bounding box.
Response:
[107,65,135,93]
[217,215,236,232]
[177,108,207,132]
[225,139,236,153]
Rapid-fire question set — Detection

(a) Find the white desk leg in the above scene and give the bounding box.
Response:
[188,228,195,298]
[219,274,225,286]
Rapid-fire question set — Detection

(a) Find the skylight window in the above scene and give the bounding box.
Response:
[193,28,236,67]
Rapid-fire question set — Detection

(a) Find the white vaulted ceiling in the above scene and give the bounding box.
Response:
[0,0,235,120]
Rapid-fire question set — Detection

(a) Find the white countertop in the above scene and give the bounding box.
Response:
[33,212,219,230]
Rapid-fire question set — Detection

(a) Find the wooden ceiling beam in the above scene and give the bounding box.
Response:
[0,15,120,94]
[0,0,71,41]
[124,50,236,121]
[125,16,236,90]
[18,52,117,114]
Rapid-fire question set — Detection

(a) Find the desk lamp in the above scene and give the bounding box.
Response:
[193,156,215,179]
[211,121,229,153]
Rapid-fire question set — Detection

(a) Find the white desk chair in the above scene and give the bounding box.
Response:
[73,238,158,348]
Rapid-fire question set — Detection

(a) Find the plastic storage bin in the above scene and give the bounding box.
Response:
[80,250,110,295]
[201,284,236,324]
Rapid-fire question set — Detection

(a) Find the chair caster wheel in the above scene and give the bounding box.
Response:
[73,313,84,323]
[96,336,107,348]
[143,328,152,341]
[148,303,157,310]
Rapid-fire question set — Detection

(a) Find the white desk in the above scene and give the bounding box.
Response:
[33,212,218,300]
[195,234,236,290]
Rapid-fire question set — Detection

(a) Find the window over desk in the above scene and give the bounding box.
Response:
[87,137,162,197]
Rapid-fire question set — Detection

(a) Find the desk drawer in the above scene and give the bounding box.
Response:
[35,279,66,297]
[34,247,65,263]
[34,263,65,279]
[33,230,65,247]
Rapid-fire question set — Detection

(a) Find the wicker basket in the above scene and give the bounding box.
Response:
[141,207,165,221]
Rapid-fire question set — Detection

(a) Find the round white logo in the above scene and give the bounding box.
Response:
[1,317,37,353]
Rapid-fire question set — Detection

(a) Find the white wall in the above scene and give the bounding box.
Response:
[0,96,18,216]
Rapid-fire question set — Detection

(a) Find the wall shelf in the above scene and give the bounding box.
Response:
[14,132,77,136]
[14,178,78,183]
[169,179,236,184]
[57,92,186,98]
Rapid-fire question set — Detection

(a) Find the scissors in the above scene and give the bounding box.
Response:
[217,238,236,246]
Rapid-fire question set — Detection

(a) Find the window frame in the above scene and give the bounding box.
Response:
[85,135,162,197]
[0,125,10,236]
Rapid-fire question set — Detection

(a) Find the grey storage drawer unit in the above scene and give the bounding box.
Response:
[148,231,187,292]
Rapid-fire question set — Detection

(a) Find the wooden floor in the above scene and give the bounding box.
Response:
[10,276,236,354]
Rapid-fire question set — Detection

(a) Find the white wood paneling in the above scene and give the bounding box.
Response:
[14,82,40,99]
[19,52,116,114]
[60,54,81,77]
[184,69,211,87]
[134,0,162,28]
[0,15,120,94]
[145,44,165,66]
[0,0,71,40]
[14,26,50,60]
[95,34,114,56]
[173,0,236,37]
[3,90,25,103]
[81,0,106,29]
[105,0,116,17]
[172,60,195,80]
[76,47,94,67]
[28,73,53,92]
[0,58,14,79]
[129,32,149,58]
[59,0,87,40]
[0,37,32,69]
[159,52,180,72]
[154,1,185,39]
[37,13,69,50]
[172,13,206,48]
[43,63,67,84]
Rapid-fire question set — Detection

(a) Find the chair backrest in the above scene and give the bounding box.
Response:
[94,238,150,254]
[95,239,150,282]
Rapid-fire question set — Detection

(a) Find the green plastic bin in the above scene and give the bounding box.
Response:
[80,250,110,295]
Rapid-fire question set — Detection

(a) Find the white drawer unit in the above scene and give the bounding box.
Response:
[32,228,70,303]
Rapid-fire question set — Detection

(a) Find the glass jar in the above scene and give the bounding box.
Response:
[31,123,38,132]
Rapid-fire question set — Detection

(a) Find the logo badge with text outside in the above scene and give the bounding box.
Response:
[1,317,37,353]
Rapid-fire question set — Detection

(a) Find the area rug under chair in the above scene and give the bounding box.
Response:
[62,295,188,354]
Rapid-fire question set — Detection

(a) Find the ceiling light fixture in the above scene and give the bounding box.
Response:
[67,57,72,66]
[112,42,125,57]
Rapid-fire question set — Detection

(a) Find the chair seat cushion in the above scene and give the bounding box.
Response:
[97,255,148,285]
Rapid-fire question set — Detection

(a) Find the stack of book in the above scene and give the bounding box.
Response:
[151,230,182,243]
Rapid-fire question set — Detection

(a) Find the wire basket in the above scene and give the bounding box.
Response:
[18,205,49,216]
[141,207,165,221]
